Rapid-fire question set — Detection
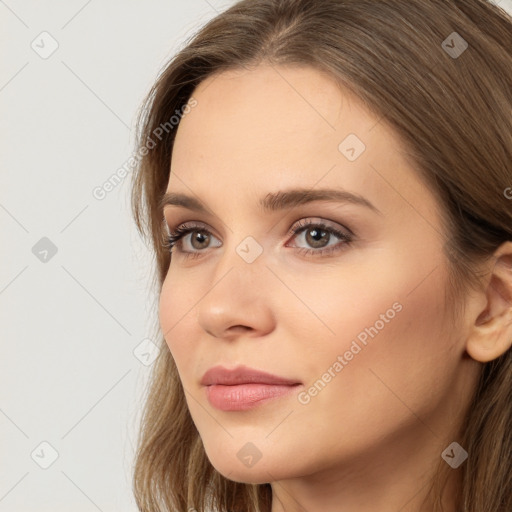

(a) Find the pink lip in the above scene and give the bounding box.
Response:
[200,364,301,386]
[201,365,302,411]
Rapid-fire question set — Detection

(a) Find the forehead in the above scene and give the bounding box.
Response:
[167,64,437,225]
[171,64,383,172]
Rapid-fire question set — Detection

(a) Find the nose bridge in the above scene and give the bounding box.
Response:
[196,232,275,338]
[214,233,268,291]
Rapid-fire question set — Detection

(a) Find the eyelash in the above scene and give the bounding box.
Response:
[162,219,354,260]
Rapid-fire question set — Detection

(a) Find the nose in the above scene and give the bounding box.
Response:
[196,245,276,340]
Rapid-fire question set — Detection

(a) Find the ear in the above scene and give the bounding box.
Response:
[466,241,512,363]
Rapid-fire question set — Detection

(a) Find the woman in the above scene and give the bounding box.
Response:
[130,1,512,511]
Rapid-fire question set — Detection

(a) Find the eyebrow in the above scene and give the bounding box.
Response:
[159,188,382,216]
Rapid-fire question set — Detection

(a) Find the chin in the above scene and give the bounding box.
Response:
[217,468,272,485]
[205,449,288,484]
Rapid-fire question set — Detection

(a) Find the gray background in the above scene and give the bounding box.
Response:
[1,1,511,511]
[1,1,235,511]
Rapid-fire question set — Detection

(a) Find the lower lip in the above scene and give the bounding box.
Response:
[205,383,301,411]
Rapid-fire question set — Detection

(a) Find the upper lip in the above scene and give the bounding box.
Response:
[200,365,301,386]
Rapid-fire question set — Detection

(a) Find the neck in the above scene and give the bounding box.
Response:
[270,427,461,512]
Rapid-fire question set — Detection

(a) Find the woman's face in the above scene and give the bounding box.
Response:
[158,64,479,484]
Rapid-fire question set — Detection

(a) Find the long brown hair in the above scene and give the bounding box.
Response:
[130,1,512,510]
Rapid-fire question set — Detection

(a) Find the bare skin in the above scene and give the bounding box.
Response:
[158,64,512,512]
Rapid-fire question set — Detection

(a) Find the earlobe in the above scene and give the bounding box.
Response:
[466,242,512,363]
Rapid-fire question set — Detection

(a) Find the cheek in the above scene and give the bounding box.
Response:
[302,262,454,425]
[158,271,199,368]
[301,241,448,351]
[291,247,454,397]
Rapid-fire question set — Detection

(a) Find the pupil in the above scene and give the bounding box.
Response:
[192,231,209,249]
[307,228,329,248]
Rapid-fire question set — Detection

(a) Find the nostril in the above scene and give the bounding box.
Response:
[230,325,251,332]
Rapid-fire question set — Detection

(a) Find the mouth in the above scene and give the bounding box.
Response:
[201,364,302,411]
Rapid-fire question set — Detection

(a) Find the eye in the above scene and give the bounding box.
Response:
[163,222,221,258]
[285,218,354,257]
[163,218,354,259]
